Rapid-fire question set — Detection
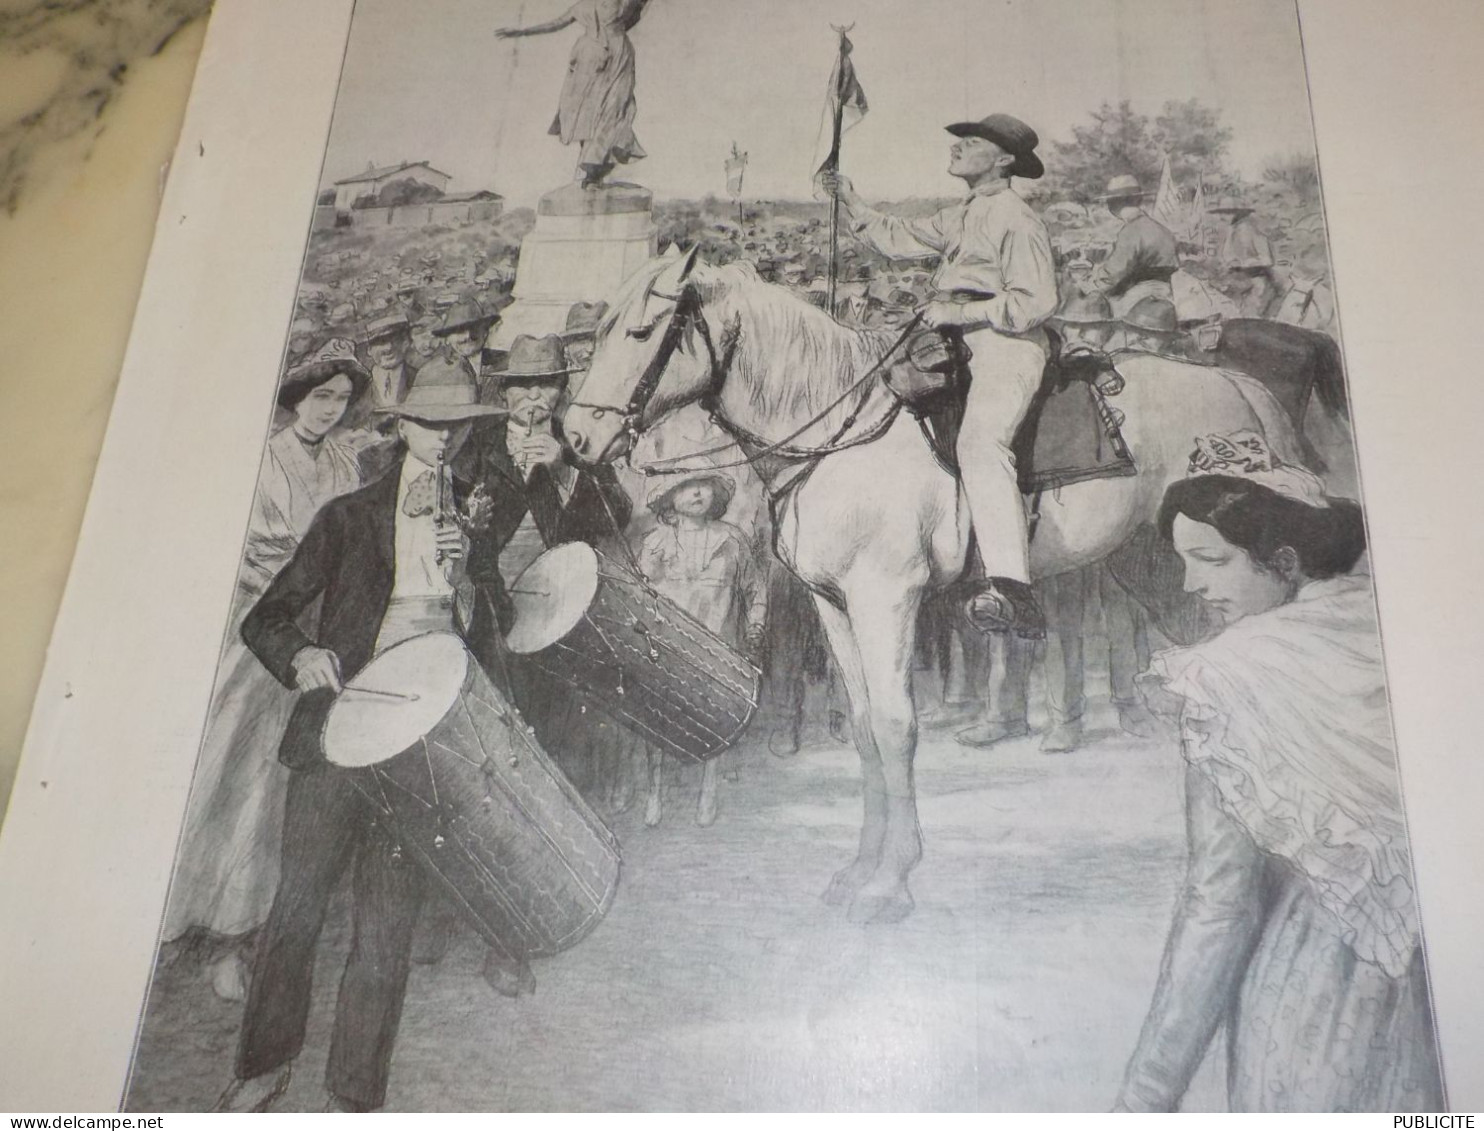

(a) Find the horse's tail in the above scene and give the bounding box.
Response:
[1312,332,1350,420]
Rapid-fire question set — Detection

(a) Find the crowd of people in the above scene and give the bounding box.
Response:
[162,119,1437,1111]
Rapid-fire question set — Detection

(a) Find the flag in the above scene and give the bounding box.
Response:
[1188,177,1208,244]
[1153,152,1185,234]
[815,31,869,174]
[726,142,748,199]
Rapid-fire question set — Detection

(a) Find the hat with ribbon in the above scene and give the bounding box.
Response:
[944,113,1044,179]
[278,337,371,409]
[1186,430,1329,508]
[1208,194,1255,217]
[376,355,507,422]
[364,312,411,343]
[495,334,577,386]
[1098,173,1151,202]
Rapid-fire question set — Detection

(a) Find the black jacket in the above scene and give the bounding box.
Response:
[241,460,504,771]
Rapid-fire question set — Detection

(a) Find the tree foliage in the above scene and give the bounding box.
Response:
[1042,98,1233,204]
[1261,151,1321,204]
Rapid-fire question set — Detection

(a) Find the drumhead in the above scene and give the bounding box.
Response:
[323,632,468,768]
[505,542,600,655]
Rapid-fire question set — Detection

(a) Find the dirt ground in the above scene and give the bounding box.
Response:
[126,671,1229,1113]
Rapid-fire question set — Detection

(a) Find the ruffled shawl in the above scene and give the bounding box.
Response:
[1140,574,1420,977]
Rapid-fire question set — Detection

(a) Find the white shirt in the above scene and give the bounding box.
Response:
[391,455,455,599]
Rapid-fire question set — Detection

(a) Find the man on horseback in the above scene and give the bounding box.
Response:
[820,113,1059,641]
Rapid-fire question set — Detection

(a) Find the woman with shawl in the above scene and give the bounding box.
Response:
[1115,432,1445,1112]
[162,340,368,1000]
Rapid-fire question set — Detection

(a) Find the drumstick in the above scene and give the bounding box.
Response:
[509,587,550,597]
[342,685,421,702]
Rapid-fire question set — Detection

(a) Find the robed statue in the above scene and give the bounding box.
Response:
[496,0,653,188]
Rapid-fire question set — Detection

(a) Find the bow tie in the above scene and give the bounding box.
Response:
[402,469,440,517]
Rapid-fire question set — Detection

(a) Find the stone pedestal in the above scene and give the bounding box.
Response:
[489,182,658,349]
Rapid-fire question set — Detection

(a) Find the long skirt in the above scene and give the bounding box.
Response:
[162,597,294,941]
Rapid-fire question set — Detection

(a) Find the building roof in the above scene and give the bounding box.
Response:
[334,161,452,186]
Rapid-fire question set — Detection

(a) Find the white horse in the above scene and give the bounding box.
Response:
[564,249,1303,925]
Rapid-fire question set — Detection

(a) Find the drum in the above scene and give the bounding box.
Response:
[322,632,620,958]
[506,543,760,764]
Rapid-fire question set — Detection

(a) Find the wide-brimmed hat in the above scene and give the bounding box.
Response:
[496,334,576,386]
[1207,194,1254,216]
[645,470,736,514]
[1121,297,1182,337]
[1098,173,1151,202]
[432,296,500,338]
[561,301,610,343]
[278,337,371,409]
[364,312,411,344]
[375,355,506,422]
[944,113,1044,179]
[1051,292,1116,327]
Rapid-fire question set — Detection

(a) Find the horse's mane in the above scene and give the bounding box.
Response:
[707,263,897,441]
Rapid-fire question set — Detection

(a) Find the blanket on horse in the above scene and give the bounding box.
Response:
[889,328,1136,493]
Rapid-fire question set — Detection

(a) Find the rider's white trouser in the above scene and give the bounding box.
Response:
[956,324,1049,584]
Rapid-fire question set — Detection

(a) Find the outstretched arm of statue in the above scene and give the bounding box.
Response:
[495,13,577,38]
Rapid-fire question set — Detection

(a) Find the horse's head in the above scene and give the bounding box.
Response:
[564,245,719,463]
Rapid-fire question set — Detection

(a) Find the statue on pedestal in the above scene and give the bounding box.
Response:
[496,0,653,188]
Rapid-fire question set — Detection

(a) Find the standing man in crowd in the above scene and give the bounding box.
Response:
[820,112,1059,650]
[362,312,416,412]
[1091,174,1179,318]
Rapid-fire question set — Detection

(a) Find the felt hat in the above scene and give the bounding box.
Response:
[1052,291,1117,327]
[278,337,370,410]
[496,334,577,386]
[1208,194,1255,216]
[433,296,499,338]
[944,113,1044,179]
[364,312,411,344]
[375,355,506,421]
[1098,173,1151,202]
[1121,296,1182,336]
[561,301,610,343]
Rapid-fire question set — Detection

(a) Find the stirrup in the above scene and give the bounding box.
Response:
[964,577,1046,640]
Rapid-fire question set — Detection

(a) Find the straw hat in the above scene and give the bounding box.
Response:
[645,470,736,514]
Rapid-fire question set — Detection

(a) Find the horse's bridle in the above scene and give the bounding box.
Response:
[567,275,738,465]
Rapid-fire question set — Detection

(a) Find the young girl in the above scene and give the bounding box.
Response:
[636,471,766,826]
[1115,432,1444,1112]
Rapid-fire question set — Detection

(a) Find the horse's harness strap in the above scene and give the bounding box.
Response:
[639,312,924,478]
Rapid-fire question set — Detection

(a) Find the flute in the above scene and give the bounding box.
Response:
[434,450,448,564]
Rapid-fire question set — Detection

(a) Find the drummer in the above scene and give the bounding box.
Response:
[461,333,632,756]
[216,360,508,1113]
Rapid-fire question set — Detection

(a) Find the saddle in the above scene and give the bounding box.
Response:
[888,326,1136,494]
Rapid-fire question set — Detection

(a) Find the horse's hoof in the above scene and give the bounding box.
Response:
[847,891,915,925]
[695,801,717,827]
[644,799,662,828]
[821,871,865,907]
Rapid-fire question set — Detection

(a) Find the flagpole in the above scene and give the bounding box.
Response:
[826,25,851,317]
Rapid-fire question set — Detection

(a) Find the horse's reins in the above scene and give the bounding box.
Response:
[571,275,922,479]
